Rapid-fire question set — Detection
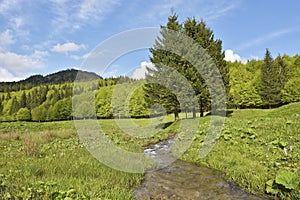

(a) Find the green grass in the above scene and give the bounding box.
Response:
[180,102,300,199]
[0,117,175,199]
[1,103,299,199]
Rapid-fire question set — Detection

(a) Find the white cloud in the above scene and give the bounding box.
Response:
[77,0,121,20]
[0,52,44,81]
[103,69,118,78]
[132,0,240,27]
[0,67,24,82]
[71,66,80,70]
[237,29,295,50]
[0,29,15,49]
[49,0,120,34]
[131,61,155,79]
[224,49,247,64]
[32,50,49,60]
[52,42,86,53]
[0,0,22,15]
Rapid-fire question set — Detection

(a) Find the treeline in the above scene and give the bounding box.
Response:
[0,50,299,122]
[0,76,138,122]
[229,51,300,109]
[0,69,100,92]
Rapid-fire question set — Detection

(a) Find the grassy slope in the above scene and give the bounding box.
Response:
[0,118,174,199]
[180,102,300,199]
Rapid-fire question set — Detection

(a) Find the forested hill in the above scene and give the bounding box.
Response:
[0,69,101,92]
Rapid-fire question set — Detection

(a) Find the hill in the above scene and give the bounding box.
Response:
[0,69,101,92]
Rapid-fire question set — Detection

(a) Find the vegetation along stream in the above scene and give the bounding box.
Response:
[135,139,269,200]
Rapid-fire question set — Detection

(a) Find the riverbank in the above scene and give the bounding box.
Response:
[135,139,267,199]
[0,103,299,199]
[179,102,300,199]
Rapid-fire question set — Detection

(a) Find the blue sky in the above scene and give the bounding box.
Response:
[0,0,299,81]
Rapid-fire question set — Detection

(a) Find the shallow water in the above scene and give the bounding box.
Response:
[135,139,268,200]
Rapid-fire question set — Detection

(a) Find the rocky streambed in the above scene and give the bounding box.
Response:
[135,139,268,200]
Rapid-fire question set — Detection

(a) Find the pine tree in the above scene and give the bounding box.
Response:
[260,49,283,108]
[144,14,183,120]
[10,96,20,114]
[26,93,32,110]
[0,102,3,115]
[20,91,27,108]
[275,55,288,92]
[145,14,229,119]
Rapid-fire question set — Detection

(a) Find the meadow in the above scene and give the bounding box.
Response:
[181,102,300,199]
[0,103,299,199]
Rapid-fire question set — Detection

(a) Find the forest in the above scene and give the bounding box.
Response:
[0,51,299,122]
[0,15,299,122]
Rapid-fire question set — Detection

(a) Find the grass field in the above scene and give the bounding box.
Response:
[0,117,174,199]
[0,103,299,199]
[181,102,300,199]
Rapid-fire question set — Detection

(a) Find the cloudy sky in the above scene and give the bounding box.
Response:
[0,0,299,81]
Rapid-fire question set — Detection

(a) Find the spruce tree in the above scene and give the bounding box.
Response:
[145,14,229,119]
[10,96,20,115]
[144,14,183,120]
[260,49,283,108]
[20,91,27,108]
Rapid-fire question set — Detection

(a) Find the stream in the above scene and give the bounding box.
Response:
[134,139,268,200]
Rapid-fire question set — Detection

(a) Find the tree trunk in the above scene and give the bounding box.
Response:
[174,110,179,121]
[192,108,196,118]
[200,98,204,117]
[185,109,188,119]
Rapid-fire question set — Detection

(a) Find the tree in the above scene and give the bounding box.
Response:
[144,14,183,120]
[228,61,262,108]
[50,98,72,120]
[95,86,113,118]
[20,91,27,108]
[0,102,3,115]
[281,55,300,103]
[16,107,31,121]
[183,17,229,116]
[73,92,96,119]
[10,96,20,115]
[129,87,149,118]
[145,14,228,120]
[31,105,48,121]
[260,49,287,108]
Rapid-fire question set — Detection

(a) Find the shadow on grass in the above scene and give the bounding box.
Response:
[205,110,233,117]
[155,121,173,129]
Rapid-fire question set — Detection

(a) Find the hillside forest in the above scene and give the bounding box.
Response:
[0,52,299,122]
[0,16,299,122]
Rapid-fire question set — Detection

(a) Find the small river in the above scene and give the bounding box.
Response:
[135,139,269,200]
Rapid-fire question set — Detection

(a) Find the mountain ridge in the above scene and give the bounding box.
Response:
[0,69,101,92]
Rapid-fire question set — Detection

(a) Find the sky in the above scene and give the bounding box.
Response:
[0,0,299,81]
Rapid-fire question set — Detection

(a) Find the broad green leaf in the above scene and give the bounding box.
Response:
[275,170,300,190]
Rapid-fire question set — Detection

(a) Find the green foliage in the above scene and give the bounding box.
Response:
[180,102,300,199]
[0,69,100,92]
[129,86,149,117]
[275,170,299,190]
[259,49,288,107]
[265,170,300,198]
[73,92,96,119]
[0,117,175,199]
[145,14,229,119]
[31,105,48,122]
[95,86,113,118]
[50,98,72,120]
[228,61,262,108]
[16,107,31,121]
